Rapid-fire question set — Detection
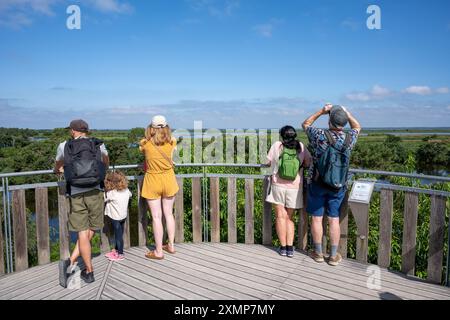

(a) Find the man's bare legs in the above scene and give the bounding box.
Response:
[70,229,95,273]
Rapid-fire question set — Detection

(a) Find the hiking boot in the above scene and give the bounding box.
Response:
[278,247,287,256]
[58,259,71,288]
[328,253,343,266]
[309,250,324,263]
[80,270,95,283]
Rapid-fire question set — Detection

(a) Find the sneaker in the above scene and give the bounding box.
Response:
[328,253,343,266]
[278,247,287,256]
[105,250,117,259]
[58,259,71,288]
[80,270,95,283]
[287,249,294,258]
[308,250,325,263]
[109,254,125,262]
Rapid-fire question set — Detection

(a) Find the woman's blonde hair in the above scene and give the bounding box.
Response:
[144,125,174,146]
[104,171,128,192]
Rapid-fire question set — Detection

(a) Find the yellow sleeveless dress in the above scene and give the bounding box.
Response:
[139,137,179,200]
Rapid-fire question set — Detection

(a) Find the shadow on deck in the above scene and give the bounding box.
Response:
[1,243,450,300]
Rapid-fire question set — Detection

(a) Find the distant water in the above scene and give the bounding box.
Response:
[383,132,450,136]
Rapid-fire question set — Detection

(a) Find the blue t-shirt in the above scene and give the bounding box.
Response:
[305,127,359,179]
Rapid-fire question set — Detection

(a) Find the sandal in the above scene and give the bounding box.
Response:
[162,244,176,254]
[145,250,164,260]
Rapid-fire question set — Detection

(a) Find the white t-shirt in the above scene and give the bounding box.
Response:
[104,189,132,221]
[56,137,109,195]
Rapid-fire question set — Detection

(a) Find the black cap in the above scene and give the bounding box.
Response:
[329,105,348,128]
[67,119,89,133]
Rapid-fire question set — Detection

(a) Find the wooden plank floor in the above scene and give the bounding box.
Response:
[1,243,449,300]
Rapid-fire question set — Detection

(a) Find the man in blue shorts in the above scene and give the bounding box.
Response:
[302,104,361,266]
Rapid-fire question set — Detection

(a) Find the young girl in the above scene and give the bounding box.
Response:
[266,125,311,258]
[139,115,179,260]
[104,171,132,261]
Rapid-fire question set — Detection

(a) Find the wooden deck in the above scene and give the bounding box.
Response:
[1,243,450,300]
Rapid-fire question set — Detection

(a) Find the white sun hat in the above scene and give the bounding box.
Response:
[151,115,168,128]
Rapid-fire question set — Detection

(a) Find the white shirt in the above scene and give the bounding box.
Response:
[104,189,132,221]
[55,138,108,162]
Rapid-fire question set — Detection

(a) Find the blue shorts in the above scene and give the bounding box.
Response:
[306,181,346,218]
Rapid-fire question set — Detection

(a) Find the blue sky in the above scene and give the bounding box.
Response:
[0,0,449,129]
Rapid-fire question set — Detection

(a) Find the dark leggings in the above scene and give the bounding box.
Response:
[111,218,125,255]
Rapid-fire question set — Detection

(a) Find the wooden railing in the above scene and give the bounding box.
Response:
[0,165,449,286]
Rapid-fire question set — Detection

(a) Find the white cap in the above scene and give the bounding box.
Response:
[151,115,168,128]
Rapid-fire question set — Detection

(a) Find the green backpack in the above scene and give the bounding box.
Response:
[278,147,301,180]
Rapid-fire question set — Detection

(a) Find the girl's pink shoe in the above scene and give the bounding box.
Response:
[109,254,125,262]
[105,250,117,259]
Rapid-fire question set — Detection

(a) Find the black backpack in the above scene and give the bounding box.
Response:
[63,138,106,189]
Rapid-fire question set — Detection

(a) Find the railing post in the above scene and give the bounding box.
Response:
[427,195,446,284]
[378,189,393,268]
[0,184,4,275]
[402,192,419,276]
[137,177,149,247]
[174,177,184,243]
[447,207,450,287]
[12,190,28,272]
[100,215,111,254]
[192,177,202,243]
[57,184,70,261]
[210,177,220,243]
[348,201,369,263]
[35,188,50,265]
[262,176,272,246]
[1,178,7,274]
[297,189,308,252]
[227,177,237,244]
[339,191,349,258]
[245,179,254,244]
[6,178,13,273]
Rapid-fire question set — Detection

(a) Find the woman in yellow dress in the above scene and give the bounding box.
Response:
[139,115,179,259]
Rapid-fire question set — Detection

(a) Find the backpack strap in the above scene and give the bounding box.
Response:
[150,139,175,169]
[342,133,352,151]
[324,130,336,146]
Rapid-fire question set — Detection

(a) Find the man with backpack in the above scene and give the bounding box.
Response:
[54,119,109,287]
[302,104,361,266]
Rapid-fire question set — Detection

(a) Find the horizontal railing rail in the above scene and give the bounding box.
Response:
[0,164,449,287]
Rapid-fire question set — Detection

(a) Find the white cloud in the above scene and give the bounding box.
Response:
[345,92,371,102]
[253,23,273,38]
[0,0,133,29]
[404,86,433,95]
[0,0,57,15]
[253,18,283,38]
[370,85,391,97]
[345,85,391,101]
[87,0,133,14]
[341,19,359,30]
[188,0,240,17]
[0,11,32,28]
[435,87,449,94]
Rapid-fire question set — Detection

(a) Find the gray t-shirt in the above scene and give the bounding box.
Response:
[56,137,108,196]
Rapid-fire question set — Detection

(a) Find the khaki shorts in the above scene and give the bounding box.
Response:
[69,189,105,232]
[266,184,303,209]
